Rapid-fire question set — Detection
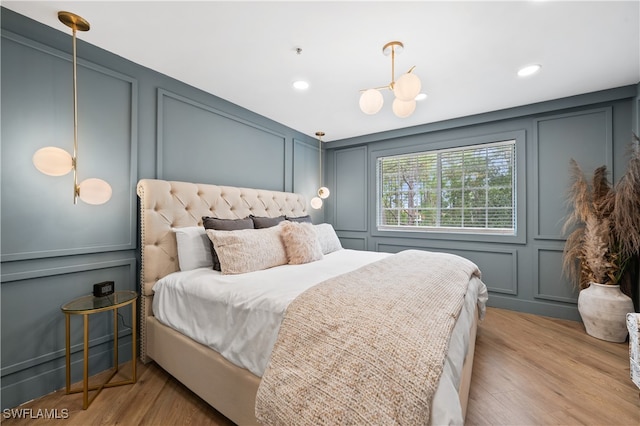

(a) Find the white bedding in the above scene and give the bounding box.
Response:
[152,248,488,425]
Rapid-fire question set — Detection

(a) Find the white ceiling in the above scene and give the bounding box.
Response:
[3,1,639,142]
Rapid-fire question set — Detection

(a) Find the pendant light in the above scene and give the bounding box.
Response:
[32,11,112,205]
[310,131,329,210]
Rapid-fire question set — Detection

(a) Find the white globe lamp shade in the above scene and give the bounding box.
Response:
[78,178,112,205]
[310,197,323,210]
[33,147,73,176]
[359,89,384,115]
[392,98,416,118]
[318,187,330,199]
[393,72,421,101]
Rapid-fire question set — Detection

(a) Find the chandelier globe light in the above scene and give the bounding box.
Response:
[359,89,384,115]
[311,131,329,210]
[392,98,417,118]
[32,11,112,205]
[359,41,422,118]
[393,69,421,101]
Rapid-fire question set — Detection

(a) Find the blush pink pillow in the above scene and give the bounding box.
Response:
[280,221,323,265]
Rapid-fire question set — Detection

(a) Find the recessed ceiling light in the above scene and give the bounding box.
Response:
[293,80,309,90]
[517,64,541,77]
[415,93,428,101]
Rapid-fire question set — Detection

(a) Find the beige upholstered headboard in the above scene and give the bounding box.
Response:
[136,179,307,361]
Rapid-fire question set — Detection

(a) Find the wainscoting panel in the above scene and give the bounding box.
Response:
[338,236,367,251]
[292,138,319,218]
[0,30,138,261]
[157,89,286,191]
[1,258,136,409]
[534,246,578,303]
[334,146,367,232]
[533,108,613,240]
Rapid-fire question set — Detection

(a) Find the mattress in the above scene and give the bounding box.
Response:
[152,248,488,424]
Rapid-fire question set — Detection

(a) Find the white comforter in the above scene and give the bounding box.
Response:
[152,248,488,425]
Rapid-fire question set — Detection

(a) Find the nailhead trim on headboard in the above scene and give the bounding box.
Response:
[136,179,307,362]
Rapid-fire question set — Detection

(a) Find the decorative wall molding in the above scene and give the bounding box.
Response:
[337,236,367,251]
[534,245,578,303]
[292,137,319,199]
[533,107,613,241]
[334,146,368,232]
[156,88,287,190]
[1,258,136,377]
[0,30,138,261]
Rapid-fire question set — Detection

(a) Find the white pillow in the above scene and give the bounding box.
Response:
[206,225,288,275]
[173,227,213,271]
[314,223,343,254]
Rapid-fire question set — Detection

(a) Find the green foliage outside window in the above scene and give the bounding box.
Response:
[377,140,516,233]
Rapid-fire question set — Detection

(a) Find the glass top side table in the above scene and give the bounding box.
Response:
[61,290,137,409]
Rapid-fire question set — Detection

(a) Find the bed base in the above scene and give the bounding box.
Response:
[146,316,260,425]
[144,299,479,425]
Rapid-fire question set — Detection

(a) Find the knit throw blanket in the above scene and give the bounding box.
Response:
[255,249,481,425]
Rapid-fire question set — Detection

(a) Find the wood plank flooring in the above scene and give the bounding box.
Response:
[3,307,638,425]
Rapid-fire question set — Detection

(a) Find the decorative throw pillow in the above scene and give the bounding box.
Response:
[314,223,343,254]
[280,221,323,265]
[172,226,213,271]
[202,216,254,271]
[285,214,313,224]
[205,226,288,274]
[250,215,286,229]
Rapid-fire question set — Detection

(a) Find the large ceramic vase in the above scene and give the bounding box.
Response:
[578,282,634,343]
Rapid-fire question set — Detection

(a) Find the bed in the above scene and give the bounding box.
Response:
[137,178,488,425]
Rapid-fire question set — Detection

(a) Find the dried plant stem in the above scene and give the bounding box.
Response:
[563,134,640,294]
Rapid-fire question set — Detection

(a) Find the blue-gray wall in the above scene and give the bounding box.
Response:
[323,87,639,321]
[0,8,320,410]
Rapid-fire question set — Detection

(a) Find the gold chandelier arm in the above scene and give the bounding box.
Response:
[359,84,391,92]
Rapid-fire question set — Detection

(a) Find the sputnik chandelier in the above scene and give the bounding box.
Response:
[359,41,422,118]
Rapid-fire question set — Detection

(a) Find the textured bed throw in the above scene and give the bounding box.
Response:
[255,249,481,425]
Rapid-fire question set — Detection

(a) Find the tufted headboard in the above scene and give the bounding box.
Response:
[136,179,307,361]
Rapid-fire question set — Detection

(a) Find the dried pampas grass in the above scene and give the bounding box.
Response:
[562,134,640,291]
[611,134,640,259]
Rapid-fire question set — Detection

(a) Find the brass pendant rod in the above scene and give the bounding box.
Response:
[390,44,396,89]
[72,25,79,204]
[315,132,324,186]
[318,138,321,185]
[59,11,90,204]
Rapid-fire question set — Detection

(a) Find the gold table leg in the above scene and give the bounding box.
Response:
[83,313,89,409]
[65,314,71,394]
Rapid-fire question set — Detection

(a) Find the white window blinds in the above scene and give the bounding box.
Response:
[377,140,516,234]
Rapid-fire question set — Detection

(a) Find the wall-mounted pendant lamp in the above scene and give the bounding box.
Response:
[32,11,112,205]
[310,131,329,210]
[359,41,422,118]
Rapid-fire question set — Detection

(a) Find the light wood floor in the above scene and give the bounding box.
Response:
[3,307,639,425]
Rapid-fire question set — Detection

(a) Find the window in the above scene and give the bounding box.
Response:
[377,140,516,234]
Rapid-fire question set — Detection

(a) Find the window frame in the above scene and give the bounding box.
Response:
[369,130,527,244]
